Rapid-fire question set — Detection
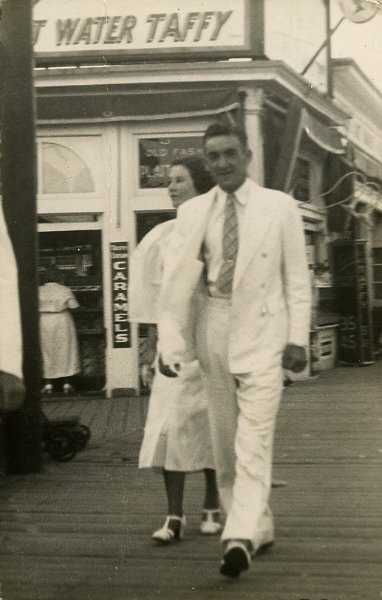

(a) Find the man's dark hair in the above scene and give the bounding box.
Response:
[203,122,248,150]
[170,156,214,195]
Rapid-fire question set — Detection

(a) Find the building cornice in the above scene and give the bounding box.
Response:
[34,59,349,125]
[332,58,382,131]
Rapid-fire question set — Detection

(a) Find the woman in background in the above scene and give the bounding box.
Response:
[129,157,221,543]
[39,267,80,395]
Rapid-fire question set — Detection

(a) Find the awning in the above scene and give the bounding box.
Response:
[349,144,382,181]
[37,87,240,122]
[301,109,345,155]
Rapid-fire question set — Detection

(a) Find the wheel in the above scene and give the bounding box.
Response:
[73,429,87,452]
[79,424,91,443]
[45,429,77,462]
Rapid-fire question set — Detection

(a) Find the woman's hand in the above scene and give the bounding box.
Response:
[140,363,155,389]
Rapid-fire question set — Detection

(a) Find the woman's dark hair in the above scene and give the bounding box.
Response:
[169,156,214,195]
[41,266,65,285]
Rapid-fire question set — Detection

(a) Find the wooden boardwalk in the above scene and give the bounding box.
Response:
[1,364,381,600]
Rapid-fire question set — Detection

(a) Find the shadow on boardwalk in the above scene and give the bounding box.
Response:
[1,364,382,600]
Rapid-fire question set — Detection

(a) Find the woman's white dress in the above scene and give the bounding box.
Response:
[39,282,80,379]
[129,220,214,471]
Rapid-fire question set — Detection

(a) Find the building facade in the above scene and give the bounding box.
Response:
[5,0,382,395]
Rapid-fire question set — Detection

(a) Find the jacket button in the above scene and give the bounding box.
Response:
[262,253,267,258]
[261,307,267,316]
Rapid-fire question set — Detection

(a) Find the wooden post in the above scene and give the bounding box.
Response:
[0,0,42,473]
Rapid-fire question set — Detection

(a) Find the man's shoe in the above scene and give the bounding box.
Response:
[219,540,252,578]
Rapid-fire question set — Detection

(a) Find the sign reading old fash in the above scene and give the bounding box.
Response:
[33,0,264,65]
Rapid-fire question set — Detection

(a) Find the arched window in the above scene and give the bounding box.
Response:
[41,142,95,194]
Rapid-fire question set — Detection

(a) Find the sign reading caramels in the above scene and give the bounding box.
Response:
[33,0,264,65]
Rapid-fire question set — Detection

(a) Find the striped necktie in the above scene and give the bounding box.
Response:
[216,193,239,295]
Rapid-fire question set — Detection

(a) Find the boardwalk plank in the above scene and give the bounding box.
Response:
[1,364,382,600]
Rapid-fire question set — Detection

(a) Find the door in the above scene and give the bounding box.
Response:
[38,221,106,394]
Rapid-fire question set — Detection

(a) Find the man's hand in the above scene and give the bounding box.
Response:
[0,371,25,412]
[158,355,179,378]
[282,344,307,373]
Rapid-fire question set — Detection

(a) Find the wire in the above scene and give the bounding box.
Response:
[365,181,382,194]
[296,170,382,211]
[317,171,367,198]
[325,191,357,209]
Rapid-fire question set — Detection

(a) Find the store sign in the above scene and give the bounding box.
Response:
[33,0,263,65]
[139,136,203,188]
[110,242,130,348]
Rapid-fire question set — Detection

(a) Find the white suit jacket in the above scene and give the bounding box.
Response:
[157,179,311,373]
[0,200,23,379]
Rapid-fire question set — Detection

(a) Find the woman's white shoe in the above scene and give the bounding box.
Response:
[200,509,222,535]
[152,515,186,544]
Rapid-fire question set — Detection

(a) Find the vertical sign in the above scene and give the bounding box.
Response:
[110,242,130,348]
[332,240,374,364]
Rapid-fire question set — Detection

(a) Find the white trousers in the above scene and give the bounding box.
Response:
[196,296,285,549]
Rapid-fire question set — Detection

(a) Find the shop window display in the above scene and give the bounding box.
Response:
[39,230,105,393]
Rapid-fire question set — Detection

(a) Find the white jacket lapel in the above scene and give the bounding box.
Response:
[233,183,276,289]
[180,188,216,259]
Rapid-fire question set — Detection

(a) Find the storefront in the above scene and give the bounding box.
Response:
[323,60,382,366]
[30,0,350,394]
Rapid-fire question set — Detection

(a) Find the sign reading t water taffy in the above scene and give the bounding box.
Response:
[33,0,264,65]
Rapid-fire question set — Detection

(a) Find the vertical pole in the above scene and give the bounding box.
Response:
[271,97,304,192]
[240,88,265,186]
[324,0,334,98]
[0,0,42,473]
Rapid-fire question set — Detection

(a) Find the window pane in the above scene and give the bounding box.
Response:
[374,283,382,300]
[292,157,311,202]
[41,142,94,194]
[373,266,382,281]
[373,247,382,263]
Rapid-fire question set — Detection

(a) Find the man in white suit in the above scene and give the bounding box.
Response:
[0,198,24,412]
[158,122,311,578]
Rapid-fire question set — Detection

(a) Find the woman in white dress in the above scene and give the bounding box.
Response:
[129,157,222,543]
[39,267,80,395]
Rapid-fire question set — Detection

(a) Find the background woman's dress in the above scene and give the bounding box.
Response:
[39,282,80,379]
[130,220,214,472]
